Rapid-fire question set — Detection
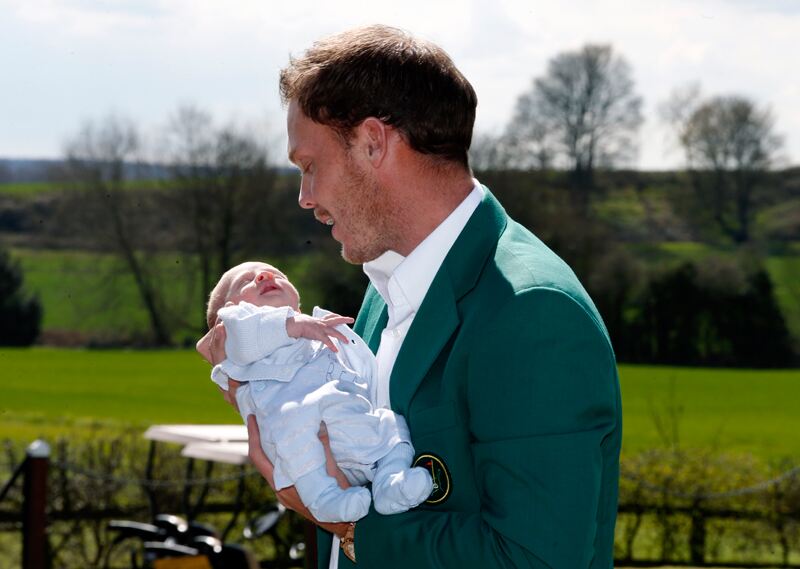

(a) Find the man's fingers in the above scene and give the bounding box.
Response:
[223,380,241,412]
[223,390,237,410]
[209,321,227,365]
[318,422,349,489]
[196,330,214,363]
[246,416,276,488]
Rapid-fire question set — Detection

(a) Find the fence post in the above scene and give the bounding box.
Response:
[23,439,50,569]
[688,499,706,565]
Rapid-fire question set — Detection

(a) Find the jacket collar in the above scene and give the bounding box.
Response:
[355,187,508,414]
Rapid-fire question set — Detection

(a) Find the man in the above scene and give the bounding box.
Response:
[210,24,621,568]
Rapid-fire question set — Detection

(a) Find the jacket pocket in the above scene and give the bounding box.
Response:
[410,401,458,437]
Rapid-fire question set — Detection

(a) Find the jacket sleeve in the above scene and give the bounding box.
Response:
[218,303,296,366]
[352,288,621,569]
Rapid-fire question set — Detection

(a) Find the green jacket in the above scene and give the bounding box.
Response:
[319,188,622,568]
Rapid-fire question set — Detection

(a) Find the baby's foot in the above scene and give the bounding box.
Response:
[372,467,433,515]
[309,485,372,523]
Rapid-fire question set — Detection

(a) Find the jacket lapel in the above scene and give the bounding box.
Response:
[354,284,388,355]
[389,188,508,415]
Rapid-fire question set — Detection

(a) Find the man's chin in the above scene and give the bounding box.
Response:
[340,246,365,265]
[340,243,385,265]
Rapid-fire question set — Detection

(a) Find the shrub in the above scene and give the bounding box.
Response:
[0,249,42,346]
[624,258,794,367]
[618,448,800,566]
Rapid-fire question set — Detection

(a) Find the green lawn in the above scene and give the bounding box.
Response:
[12,248,204,344]
[11,248,355,345]
[0,181,66,198]
[618,364,800,459]
[764,246,800,343]
[0,347,240,443]
[0,179,169,198]
[12,243,800,348]
[2,348,798,460]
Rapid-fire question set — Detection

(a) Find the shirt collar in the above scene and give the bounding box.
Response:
[363,180,484,315]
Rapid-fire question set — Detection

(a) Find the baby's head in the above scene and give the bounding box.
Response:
[206,261,301,328]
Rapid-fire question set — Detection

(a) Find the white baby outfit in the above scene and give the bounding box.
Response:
[211,302,432,522]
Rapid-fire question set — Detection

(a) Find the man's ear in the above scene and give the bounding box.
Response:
[359,117,389,167]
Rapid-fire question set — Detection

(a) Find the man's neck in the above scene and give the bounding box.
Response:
[388,171,475,257]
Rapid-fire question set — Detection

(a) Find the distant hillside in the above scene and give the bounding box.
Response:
[0,158,301,184]
[0,158,172,183]
[0,159,63,183]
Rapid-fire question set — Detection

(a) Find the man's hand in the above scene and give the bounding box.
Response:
[197,317,241,411]
[286,313,354,352]
[245,415,352,539]
[222,378,242,412]
[196,320,227,365]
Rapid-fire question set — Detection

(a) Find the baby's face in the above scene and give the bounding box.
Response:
[227,262,300,311]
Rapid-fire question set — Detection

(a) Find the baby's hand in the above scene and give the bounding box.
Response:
[286,313,354,352]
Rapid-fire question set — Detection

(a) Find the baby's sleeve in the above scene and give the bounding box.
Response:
[218,303,296,366]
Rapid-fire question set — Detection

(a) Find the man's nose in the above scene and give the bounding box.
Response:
[298,179,314,209]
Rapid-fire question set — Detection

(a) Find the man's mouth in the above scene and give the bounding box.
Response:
[314,209,334,227]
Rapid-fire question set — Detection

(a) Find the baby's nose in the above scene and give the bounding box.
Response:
[256,271,274,282]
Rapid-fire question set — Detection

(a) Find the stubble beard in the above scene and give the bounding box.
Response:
[337,156,398,265]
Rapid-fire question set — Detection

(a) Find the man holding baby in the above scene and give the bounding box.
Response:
[204,24,622,569]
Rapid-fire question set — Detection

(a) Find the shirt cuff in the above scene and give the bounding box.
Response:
[210,364,231,390]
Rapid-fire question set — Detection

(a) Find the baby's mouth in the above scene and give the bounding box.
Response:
[259,281,280,295]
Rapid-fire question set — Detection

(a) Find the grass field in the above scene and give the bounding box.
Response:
[11,248,347,345]
[0,181,66,198]
[12,243,800,349]
[0,179,167,198]
[12,248,203,341]
[0,348,236,443]
[2,348,798,460]
[619,364,800,459]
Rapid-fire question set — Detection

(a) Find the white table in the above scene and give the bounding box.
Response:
[142,424,250,517]
[143,424,248,445]
[181,441,249,465]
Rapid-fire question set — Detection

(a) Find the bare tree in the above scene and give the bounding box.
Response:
[163,106,276,330]
[663,88,784,243]
[502,94,555,172]
[62,115,172,345]
[0,161,11,184]
[508,44,643,210]
[163,106,218,330]
[469,131,511,172]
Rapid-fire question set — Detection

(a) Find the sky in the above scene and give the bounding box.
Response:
[1,0,799,170]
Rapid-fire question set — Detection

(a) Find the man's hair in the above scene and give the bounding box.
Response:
[280,25,477,169]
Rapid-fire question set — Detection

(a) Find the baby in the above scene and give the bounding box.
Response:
[196,261,432,523]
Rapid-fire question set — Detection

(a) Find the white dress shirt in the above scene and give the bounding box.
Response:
[329,181,483,568]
